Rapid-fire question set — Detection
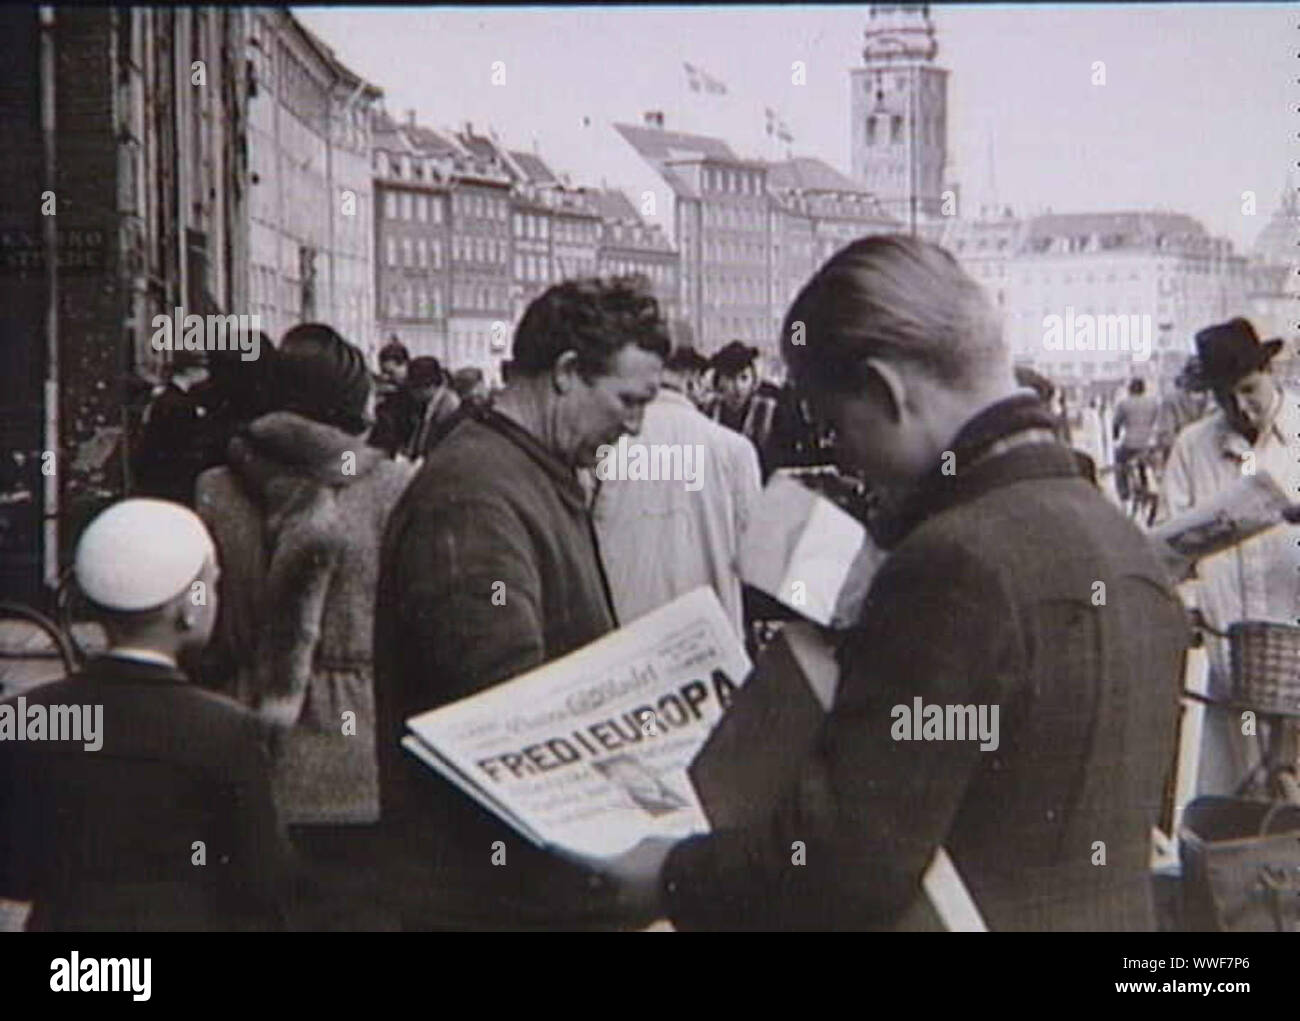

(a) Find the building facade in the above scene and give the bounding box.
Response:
[246,9,380,355]
[1246,185,1300,381]
[618,118,899,360]
[0,6,254,600]
[372,111,456,359]
[593,188,679,325]
[1005,212,1248,394]
[445,130,513,380]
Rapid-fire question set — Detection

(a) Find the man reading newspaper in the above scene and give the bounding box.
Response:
[1157,318,1300,797]
[373,278,669,929]
[579,237,1188,930]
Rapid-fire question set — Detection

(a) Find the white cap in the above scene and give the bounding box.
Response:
[74,498,216,612]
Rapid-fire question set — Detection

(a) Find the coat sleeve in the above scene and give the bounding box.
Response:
[394,493,547,701]
[663,534,1019,929]
[730,434,762,545]
[254,490,342,713]
[1157,432,1196,523]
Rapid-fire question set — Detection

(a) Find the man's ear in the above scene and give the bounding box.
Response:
[552,350,581,394]
[862,357,907,424]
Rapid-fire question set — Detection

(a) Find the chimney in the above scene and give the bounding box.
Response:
[406,109,416,127]
[643,110,664,129]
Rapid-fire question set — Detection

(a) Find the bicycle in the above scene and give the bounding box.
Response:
[1117,444,1162,527]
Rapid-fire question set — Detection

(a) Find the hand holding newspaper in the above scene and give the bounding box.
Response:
[738,471,888,628]
[1148,470,1291,582]
[402,586,751,859]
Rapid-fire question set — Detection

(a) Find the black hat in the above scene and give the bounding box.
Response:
[710,340,759,377]
[379,337,410,365]
[1186,318,1283,391]
[665,346,709,374]
[408,355,445,389]
[278,323,372,434]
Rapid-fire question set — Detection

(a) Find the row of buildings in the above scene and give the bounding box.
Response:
[2,3,1293,601]
[370,113,680,372]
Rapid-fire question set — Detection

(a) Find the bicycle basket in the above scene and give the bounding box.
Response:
[1227,621,1300,717]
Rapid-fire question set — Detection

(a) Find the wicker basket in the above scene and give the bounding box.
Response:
[1227,621,1300,717]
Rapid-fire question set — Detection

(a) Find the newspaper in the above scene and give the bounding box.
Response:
[1149,470,1290,567]
[402,586,752,859]
[738,472,888,629]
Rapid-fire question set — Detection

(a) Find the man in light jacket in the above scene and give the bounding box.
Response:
[593,346,761,639]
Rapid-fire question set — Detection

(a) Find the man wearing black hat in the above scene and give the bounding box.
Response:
[709,341,783,476]
[1160,317,1300,795]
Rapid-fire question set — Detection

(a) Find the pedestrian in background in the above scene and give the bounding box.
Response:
[1112,377,1160,502]
[196,323,414,927]
[1159,318,1300,797]
[131,347,213,507]
[594,345,761,638]
[709,341,781,474]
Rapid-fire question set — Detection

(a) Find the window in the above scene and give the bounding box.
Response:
[417,239,427,268]
[890,116,903,144]
[417,195,428,222]
[432,198,443,224]
[385,192,397,220]
[402,238,412,266]
[386,238,397,267]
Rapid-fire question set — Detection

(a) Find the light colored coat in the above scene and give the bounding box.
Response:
[593,387,761,638]
[1159,387,1300,793]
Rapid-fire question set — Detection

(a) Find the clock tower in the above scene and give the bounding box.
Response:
[850,4,949,228]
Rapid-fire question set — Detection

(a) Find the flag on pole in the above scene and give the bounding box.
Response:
[765,107,794,144]
[684,61,728,96]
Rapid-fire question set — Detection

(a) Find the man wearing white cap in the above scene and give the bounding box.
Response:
[0,498,295,931]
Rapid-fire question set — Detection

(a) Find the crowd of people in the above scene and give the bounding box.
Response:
[1,235,1296,931]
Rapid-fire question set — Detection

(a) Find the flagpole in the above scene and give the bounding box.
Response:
[909,64,917,237]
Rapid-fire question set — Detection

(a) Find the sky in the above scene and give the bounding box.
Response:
[294,3,1296,253]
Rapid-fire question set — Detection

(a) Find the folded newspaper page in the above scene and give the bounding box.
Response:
[1150,470,1289,564]
[690,621,985,931]
[738,472,887,629]
[403,586,752,859]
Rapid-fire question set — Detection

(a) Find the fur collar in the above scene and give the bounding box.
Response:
[231,411,382,486]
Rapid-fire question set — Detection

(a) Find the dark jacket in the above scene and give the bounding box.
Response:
[132,381,220,506]
[0,655,295,931]
[196,412,414,825]
[373,408,622,928]
[369,385,424,459]
[369,384,461,460]
[664,395,1187,931]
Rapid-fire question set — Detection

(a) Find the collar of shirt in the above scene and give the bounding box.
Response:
[1219,387,1296,460]
[105,647,179,669]
[1265,387,1297,446]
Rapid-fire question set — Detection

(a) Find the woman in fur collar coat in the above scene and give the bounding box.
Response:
[196,325,414,832]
